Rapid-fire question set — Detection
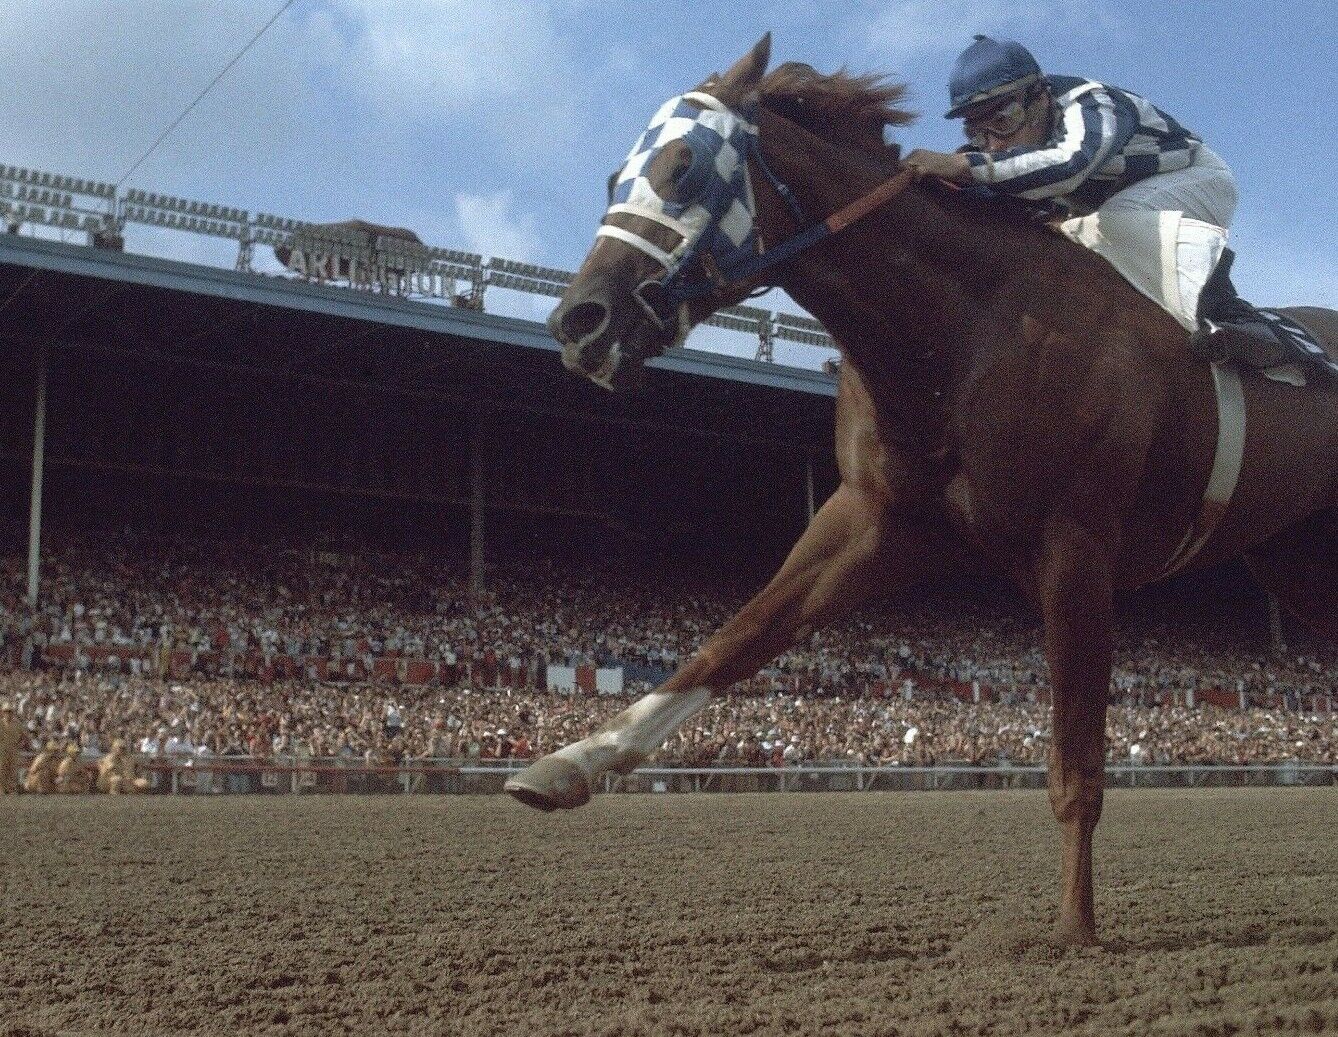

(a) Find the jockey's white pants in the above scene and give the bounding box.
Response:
[1099,145,1238,229]
[1063,146,1238,325]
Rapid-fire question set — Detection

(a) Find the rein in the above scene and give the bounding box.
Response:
[725,164,922,284]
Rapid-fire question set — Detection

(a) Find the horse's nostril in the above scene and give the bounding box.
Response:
[559,301,610,345]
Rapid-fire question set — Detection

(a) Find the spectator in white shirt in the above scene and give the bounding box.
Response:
[164,727,193,760]
[139,726,166,756]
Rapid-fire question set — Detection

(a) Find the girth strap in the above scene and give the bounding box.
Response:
[1159,362,1246,578]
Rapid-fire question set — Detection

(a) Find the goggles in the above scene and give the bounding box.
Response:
[964,89,1037,149]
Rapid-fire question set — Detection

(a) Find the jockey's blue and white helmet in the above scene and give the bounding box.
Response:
[945,35,1043,118]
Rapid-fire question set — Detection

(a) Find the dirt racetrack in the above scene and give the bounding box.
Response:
[2,788,1335,1037]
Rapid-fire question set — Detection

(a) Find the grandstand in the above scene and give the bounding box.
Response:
[0,196,1333,780]
[0,229,839,584]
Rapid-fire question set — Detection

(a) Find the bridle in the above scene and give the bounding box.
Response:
[598,89,920,337]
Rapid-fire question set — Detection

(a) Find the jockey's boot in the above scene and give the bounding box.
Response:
[1188,247,1290,368]
[1189,311,1292,368]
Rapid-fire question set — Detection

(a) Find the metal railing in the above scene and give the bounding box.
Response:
[1,160,837,361]
[28,756,1336,796]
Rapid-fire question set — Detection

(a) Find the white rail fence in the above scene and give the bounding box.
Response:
[38,756,1337,796]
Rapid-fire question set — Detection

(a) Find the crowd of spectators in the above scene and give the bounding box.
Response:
[1,670,1333,769]
[0,531,1333,769]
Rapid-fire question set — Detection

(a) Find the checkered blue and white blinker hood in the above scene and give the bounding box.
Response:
[597,91,761,300]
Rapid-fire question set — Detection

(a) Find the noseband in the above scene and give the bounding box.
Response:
[598,90,921,335]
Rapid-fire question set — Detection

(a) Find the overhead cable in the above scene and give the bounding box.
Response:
[116,0,303,188]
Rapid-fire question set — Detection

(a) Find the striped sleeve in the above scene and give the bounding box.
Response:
[965,86,1139,200]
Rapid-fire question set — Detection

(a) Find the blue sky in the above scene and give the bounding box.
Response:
[3,1,1334,366]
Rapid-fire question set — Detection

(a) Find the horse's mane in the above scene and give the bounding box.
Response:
[758,62,915,155]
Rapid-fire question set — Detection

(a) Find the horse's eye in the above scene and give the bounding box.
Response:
[672,148,708,197]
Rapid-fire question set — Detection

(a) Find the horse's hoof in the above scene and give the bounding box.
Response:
[1049,920,1099,948]
[504,756,592,812]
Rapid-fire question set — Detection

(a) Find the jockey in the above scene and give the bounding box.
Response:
[904,35,1280,361]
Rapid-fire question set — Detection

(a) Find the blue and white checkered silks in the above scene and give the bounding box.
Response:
[596,91,761,292]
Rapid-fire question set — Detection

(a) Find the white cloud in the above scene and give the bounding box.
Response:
[0,2,339,191]
[330,0,553,100]
[454,189,542,261]
[122,224,243,269]
[319,0,583,148]
[0,0,613,274]
[1220,208,1337,309]
[600,42,642,78]
[0,0,587,195]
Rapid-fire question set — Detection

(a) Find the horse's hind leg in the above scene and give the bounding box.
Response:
[1243,508,1338,641]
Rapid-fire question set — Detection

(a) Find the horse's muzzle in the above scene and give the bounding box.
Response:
[550,298,611,352]
[549,280,625,380]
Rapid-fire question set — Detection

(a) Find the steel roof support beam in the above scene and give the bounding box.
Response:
[26,343,47,605]
[805,452,815,526]
[469,413,485,595]
[27,335,827,451]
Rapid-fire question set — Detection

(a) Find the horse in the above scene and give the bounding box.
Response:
[505,35,1338,946]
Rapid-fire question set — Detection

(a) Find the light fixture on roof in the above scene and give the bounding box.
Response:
[704,312,764,335]
[773,312,833,349]
[488,257,572,285]
[486,271,567,298]
[0,164,116,200]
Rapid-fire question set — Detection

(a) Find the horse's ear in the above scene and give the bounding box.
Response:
[717,33,771,100]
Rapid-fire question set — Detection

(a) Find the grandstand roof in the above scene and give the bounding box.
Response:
[0,234,836,448]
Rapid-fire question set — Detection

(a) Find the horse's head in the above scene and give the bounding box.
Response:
[548,35,775,391]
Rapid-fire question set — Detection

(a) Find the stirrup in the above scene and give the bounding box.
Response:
[1188,321,1230,364]
[1191,319,1292,370]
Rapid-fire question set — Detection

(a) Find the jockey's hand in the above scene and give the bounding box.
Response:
[904,149,972,183]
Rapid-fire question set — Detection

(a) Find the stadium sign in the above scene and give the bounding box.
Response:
[282,248,453,299]
[274,218,454,300]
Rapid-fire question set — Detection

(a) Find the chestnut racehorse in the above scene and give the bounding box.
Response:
[506,36,1338,945]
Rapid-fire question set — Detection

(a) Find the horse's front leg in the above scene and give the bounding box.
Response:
[1037,517,1115,946]
[505,485,952,811]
